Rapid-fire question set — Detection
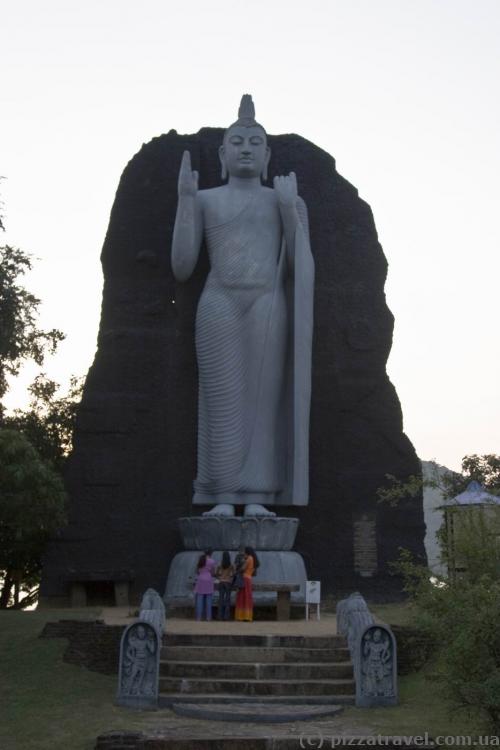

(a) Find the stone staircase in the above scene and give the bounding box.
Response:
[158,632,355,719]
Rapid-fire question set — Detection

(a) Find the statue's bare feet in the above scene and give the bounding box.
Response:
[244,504,276,517]
[202,504,235,517]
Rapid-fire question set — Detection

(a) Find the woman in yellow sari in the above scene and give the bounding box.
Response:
[234,547,259,622]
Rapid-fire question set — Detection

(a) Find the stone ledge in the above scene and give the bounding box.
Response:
[171,701,343,723]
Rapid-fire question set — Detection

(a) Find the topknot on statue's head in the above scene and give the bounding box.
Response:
[236,94,257,126]
[224,94,267,139]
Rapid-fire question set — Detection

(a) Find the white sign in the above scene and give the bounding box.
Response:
[305,580,321,604]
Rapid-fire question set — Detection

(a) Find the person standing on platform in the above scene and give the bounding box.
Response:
[205,548,216,570]
[194,552,216,621]
[215,551,235,621]
[235,547,259,622]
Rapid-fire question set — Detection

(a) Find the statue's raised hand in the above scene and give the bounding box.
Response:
[178,150,199,198]
[273,172,298,209]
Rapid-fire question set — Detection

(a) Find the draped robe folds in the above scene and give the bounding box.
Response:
[192,194,314,507]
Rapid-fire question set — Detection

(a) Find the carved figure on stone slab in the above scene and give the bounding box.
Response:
[361,628,393,697]
[121,624,157,696]
[171,94,314,517]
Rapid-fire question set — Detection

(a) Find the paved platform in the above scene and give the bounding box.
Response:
[100,607,338,635]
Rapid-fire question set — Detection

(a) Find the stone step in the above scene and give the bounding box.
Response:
[163,633,345,648]
[96,731,434,749]
[170,701,344,723]
[159,692,355,707]
[160,660,354,680]
[159,676,356,696]
[161,645,350,662]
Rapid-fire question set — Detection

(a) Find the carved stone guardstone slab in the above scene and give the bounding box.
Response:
[336,591,375,656]
[139,588,166,635]
[356,624,398,707]
[116,621,160,709]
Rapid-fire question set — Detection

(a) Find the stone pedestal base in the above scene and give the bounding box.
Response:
[178,516,298,551]
[164,551,307,608]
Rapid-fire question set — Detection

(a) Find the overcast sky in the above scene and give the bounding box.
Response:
[1,0,499,472]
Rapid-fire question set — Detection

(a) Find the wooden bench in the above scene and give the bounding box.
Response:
[193,580,301,621]
[252,582,300,621]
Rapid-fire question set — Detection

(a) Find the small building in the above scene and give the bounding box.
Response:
[441,480,500,581]
[421,460,453,577]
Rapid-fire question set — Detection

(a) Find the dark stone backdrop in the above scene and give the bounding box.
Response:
[40,128,426,605]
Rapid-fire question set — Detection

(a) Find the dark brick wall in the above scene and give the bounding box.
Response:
[40,620,124,674]
[95,731,145,750]
[94,732,436,749]
[40,128,425,604]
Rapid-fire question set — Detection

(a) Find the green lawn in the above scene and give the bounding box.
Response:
[370,601,416,626]
[0,609,145,750]
[322,599,417,627]
[0,608,488,750]
[345,667,486,736]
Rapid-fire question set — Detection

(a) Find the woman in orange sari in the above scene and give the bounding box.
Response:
[234,547,259,622]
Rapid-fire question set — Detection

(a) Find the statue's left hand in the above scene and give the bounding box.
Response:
[273,172,298,209]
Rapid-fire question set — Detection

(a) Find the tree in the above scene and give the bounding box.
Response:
[5,373,83,471]
[0,196,76,607]
[0,177,5,232]
[0,429,67,608]
[451,453,500,495]
[0,244,64,404]
[377,453,500,507]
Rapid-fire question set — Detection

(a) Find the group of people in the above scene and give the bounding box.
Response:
[193,546,259,622]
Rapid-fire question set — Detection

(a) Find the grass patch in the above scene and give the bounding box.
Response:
[0,609,152,750]
[370,601,416,627]
[343,665,486,735]
[322,598,416,628]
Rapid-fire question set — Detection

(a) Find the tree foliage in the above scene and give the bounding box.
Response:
[0,177,5,232]
[0,197,79,608]
[454,454,500,494]
[378,453,500,507]
[5,373,83,471]
[390,455,500,731]
[0,429,67,608]
[0,244,64,402]
[396,547,500,732]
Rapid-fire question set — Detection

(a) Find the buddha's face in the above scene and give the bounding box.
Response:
[219,125,270,180]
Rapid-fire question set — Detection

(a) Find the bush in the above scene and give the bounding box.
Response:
[394,549,500,732]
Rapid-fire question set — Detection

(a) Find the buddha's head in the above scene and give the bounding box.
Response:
[219,94,270,181]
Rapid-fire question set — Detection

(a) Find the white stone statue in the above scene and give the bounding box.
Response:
[171,95,314,517]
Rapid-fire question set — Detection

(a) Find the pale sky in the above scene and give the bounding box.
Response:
[1,0,499,472]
